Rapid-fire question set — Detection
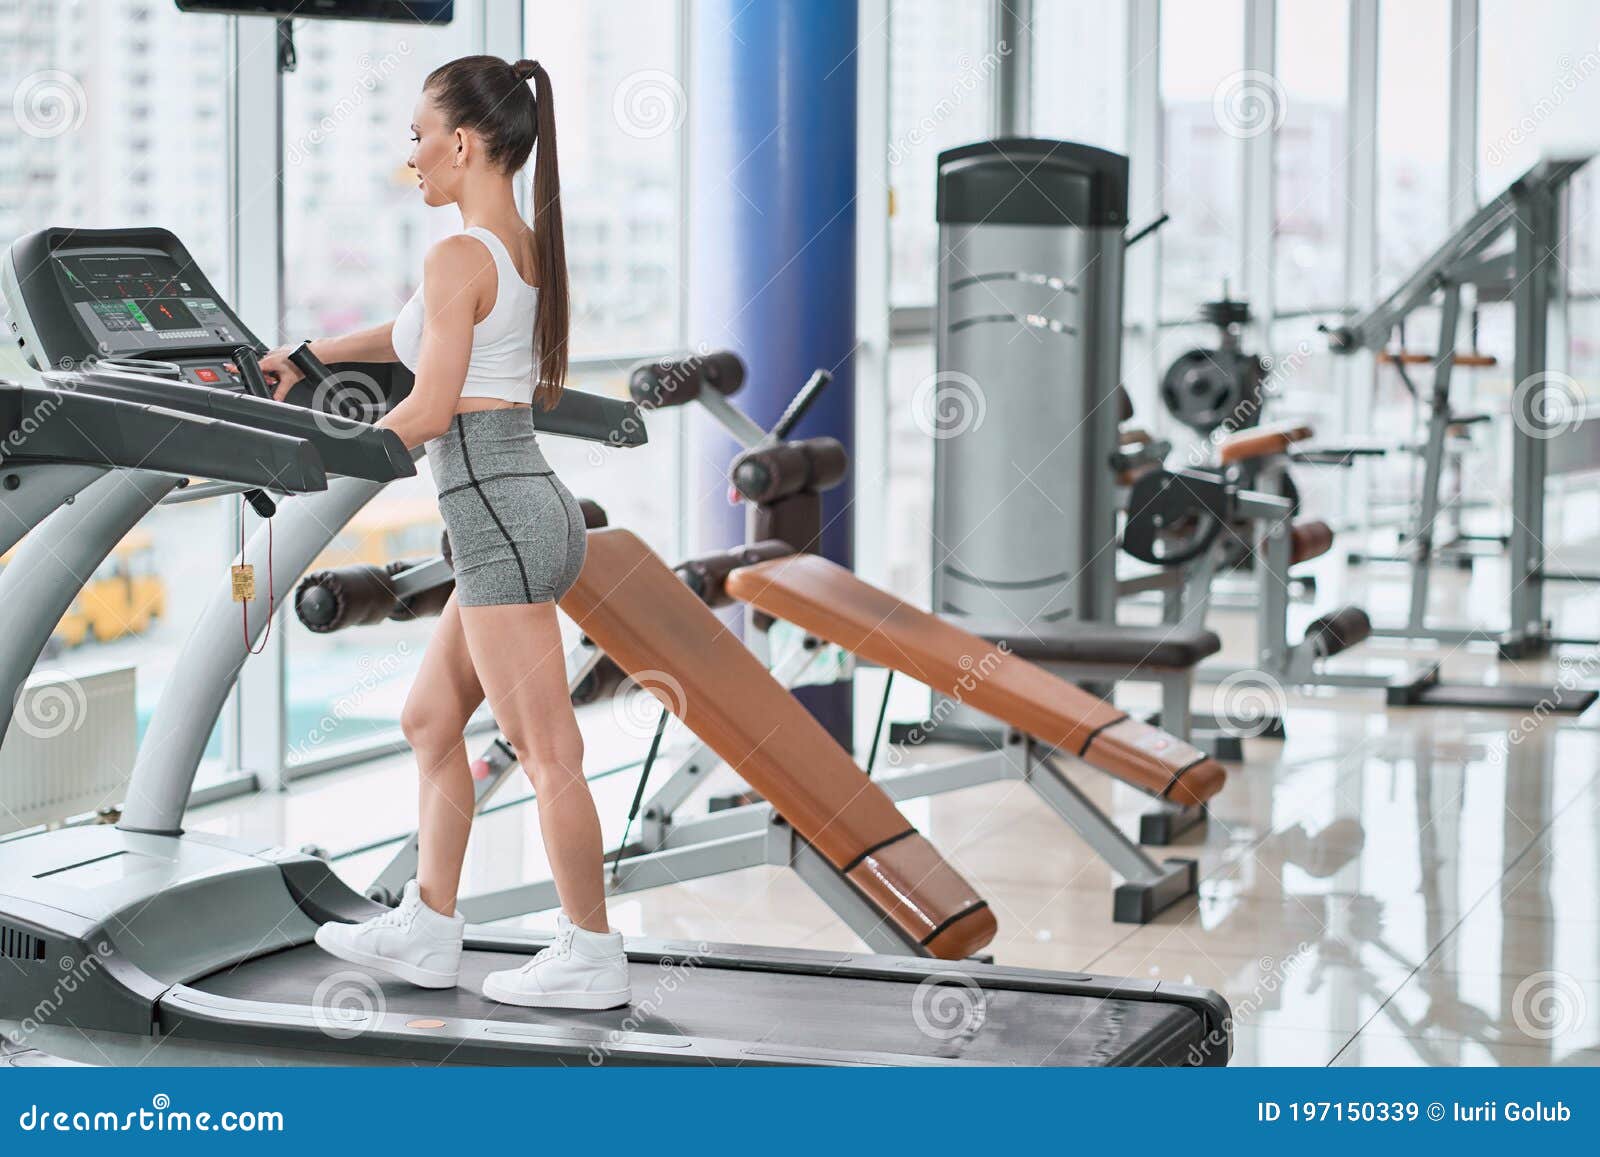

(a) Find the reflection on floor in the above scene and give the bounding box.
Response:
[190,621,1600,1068]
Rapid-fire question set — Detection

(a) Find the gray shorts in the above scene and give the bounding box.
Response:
[426,409,587,606]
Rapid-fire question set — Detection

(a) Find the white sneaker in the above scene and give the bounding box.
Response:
[482,915,631,1010]
[314,880,464,989]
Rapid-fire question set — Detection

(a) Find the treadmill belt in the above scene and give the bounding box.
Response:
[187,943,1204,1066]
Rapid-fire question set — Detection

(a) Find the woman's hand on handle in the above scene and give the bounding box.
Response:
[258,346,305,401]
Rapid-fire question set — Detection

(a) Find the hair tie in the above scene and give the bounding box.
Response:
[513,58,539,82]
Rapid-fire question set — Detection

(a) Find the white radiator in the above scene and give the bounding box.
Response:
[0,665,137,835]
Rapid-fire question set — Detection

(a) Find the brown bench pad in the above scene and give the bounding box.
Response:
[559,529,996,958]
[724,554,1226,809]
[1218,422,1314,465]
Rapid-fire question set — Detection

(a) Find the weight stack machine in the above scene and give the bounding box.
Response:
[932,138,1129,634]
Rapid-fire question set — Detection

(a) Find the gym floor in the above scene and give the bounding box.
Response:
[190,559,1600,1068]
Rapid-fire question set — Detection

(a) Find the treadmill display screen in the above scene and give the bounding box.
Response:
[54,251,248,355]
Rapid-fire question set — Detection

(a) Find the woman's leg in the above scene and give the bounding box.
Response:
[457,600,608,933]
[399,593,485,916]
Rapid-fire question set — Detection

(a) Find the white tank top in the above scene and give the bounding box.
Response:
[391,226,540,405]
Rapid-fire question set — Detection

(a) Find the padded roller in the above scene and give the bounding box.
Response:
[1114,382,1135,424]
[1288,519,1334,565]
[1303,604,1372,657]
[628,351,746,410]
[731,438,848,505]
[677,539,797,607]
[296,564,405,633]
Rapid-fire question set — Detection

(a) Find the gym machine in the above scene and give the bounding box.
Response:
[0,225,1231,1066]
[1325,154,1599,691]
[930,138,1227,752]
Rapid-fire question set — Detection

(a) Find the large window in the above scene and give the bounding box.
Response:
[1273,0,1348,315]
[1,1,231,284]
[523,0,684,356]
[1,0,234,770]
[1158,0,1245,319]
[1030,0,1127,152]
[887,1,998,305]
[1375,0,1451,291]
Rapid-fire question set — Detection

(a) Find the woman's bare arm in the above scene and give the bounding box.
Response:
[377,237,486,448]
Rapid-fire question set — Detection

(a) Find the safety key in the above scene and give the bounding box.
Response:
[231,564,257,602]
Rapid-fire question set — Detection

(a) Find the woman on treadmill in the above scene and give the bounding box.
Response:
[260,55,629,1011]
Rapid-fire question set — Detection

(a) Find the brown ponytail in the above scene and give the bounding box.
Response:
[525,60,568,408]
[425,55,569,407]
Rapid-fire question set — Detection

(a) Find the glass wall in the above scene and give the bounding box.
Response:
[1157,0,1245,319]
[524,0,684,356]
[1375,0,1451,292]
[1030,0,1127,152]
[1273,0,1349,316]
[887,0,998,305]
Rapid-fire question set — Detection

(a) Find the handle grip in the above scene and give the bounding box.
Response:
[287,341,337,391]
[768,369,832,442]
[232,347,274,400]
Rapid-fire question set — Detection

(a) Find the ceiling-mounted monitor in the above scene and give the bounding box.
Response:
[175,0,453,24]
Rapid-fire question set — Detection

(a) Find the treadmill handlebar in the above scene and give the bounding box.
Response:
[0,379,328,496]
[44,367,416,485]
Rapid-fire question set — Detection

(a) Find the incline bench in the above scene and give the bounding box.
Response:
[721,551,1226,922]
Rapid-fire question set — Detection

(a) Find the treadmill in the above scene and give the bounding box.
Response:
[0,225,1231,1066]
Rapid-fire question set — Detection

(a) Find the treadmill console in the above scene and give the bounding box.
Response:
[3,227,260,388]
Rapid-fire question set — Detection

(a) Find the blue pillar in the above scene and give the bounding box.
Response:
[690,0,857,743]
